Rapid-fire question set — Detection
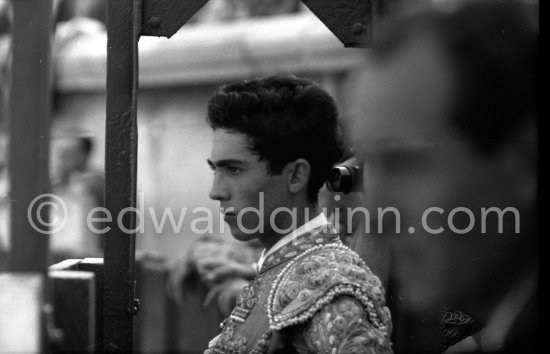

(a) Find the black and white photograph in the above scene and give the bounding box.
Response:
[0,0,539,353]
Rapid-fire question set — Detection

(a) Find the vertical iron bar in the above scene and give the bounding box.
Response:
[104,0,141,352]
[8,2,53,352]
[9,0,52,274]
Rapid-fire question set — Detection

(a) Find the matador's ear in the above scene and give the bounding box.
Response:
[286,158,311,194]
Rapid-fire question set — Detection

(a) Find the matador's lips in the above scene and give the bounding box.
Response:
[220,208,236,216]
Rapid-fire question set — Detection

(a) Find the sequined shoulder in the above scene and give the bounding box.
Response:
[267,243,391,334]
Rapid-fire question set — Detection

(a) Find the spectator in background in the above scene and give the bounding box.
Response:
[51,133,104,207]
[344,1,538,352]
[50,132,105,262]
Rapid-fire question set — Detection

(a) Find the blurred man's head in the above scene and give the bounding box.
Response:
[346,0,537,235]
[344,1,538,349]
[206,76,343,243]
[51,135,93,184]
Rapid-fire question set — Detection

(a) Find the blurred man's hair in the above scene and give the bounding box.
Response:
[371,0,538,153]
[79,136,93,157]
[206,75,344,202]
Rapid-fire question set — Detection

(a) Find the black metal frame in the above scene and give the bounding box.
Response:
[103,0,141,351]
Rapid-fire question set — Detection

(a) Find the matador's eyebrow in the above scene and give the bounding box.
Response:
[207,158,247,169]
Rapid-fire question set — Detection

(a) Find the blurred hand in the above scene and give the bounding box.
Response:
[196,257,256,287]
[204,278,249,317]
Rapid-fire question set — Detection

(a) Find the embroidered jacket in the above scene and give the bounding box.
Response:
[205,225,393,354]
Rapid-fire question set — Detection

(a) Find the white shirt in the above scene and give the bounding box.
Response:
[257,213,329,272]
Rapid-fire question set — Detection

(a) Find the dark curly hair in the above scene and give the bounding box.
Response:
[206,75,344,202]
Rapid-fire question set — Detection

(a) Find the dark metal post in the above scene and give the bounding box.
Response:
[104,0,141,351]
[8,0,53,274]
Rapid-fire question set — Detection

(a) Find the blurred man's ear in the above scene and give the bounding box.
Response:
[286,158,311,194]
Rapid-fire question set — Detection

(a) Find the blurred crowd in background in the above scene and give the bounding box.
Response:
[0,0,311,263]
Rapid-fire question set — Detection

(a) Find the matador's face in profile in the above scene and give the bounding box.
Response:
[208,128,290,242]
